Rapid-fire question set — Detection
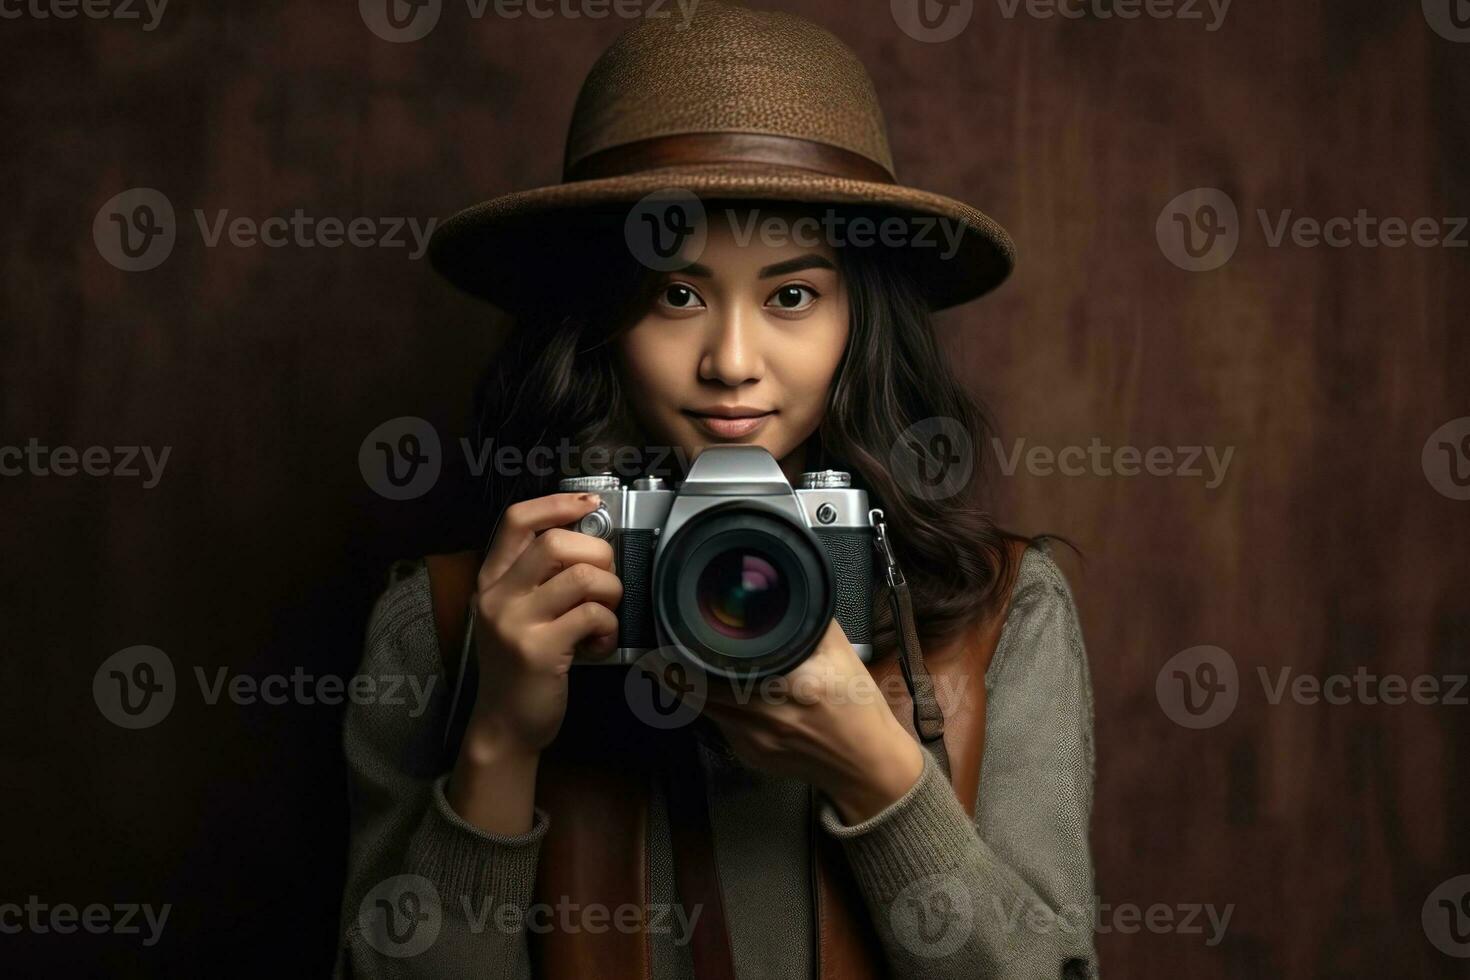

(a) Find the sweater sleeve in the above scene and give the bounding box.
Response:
[333,559,551,980]
[816,546,1099,979]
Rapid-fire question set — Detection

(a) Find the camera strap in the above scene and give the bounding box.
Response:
[870,508,952,782]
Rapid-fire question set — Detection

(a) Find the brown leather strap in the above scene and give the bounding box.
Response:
[425,551,483,768]
[422,551,653,980]
[812,538,1033,979]
[566,131,897,184]
[890,577,951,780]
[812,788,886,980]
[530,755,653,980]
[663,729,737,980]
[873,513,953,780]
[425,551,479,682]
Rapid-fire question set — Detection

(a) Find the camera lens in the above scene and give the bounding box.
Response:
[695,548,788,640]
[653,501,834,680]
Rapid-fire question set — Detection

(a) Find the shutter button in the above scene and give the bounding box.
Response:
[577,502,615,540]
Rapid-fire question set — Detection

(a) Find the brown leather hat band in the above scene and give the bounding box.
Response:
[565,132,896,185]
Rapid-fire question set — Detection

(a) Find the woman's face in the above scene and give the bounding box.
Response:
[614,207,851,482]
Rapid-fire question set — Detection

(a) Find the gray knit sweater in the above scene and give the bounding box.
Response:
[334,545,1098,979]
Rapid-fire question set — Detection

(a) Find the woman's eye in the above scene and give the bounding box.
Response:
[768,284,818,312]
[659,284,705,310]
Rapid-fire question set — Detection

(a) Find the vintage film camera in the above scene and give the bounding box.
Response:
[560,445,879,680]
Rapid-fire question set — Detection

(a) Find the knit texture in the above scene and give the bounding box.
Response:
[334,546,1099,979]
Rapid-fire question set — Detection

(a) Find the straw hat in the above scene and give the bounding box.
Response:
[427,0,1014,314]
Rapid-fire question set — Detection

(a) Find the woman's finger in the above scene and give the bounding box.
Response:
[538,600,620,656]
[498,527,615,595]
[479,493,603,587]
[527,561,623,622]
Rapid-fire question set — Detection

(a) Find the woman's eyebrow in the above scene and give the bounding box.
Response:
[668,255,838,280]
[757,254,837,278]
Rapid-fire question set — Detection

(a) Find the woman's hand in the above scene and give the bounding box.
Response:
[446,492,621,837]
[700,619,924,824]
[467,492,624,757]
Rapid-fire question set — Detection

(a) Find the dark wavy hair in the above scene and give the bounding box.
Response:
[468,211,1026,654]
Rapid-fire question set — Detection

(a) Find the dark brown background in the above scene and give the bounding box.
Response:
[2,0,1467,976]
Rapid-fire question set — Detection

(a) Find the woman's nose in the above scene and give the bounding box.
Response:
[699,306,763,386]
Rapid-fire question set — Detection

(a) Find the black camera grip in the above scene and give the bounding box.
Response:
[814,527,873,644]
[618,528,657,649]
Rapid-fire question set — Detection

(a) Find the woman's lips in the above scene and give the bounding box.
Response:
[685,411,775,438]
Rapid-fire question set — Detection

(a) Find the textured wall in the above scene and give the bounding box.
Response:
[2,0,1466,976]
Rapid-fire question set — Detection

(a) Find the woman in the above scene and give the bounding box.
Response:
[336,3,1097,978]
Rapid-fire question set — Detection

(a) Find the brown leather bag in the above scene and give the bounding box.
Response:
[425,539,1026,979]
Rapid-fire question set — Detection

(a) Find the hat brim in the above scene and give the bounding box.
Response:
[427,162,1015,315]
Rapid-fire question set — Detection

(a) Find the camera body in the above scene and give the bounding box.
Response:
[560,445,875,680]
